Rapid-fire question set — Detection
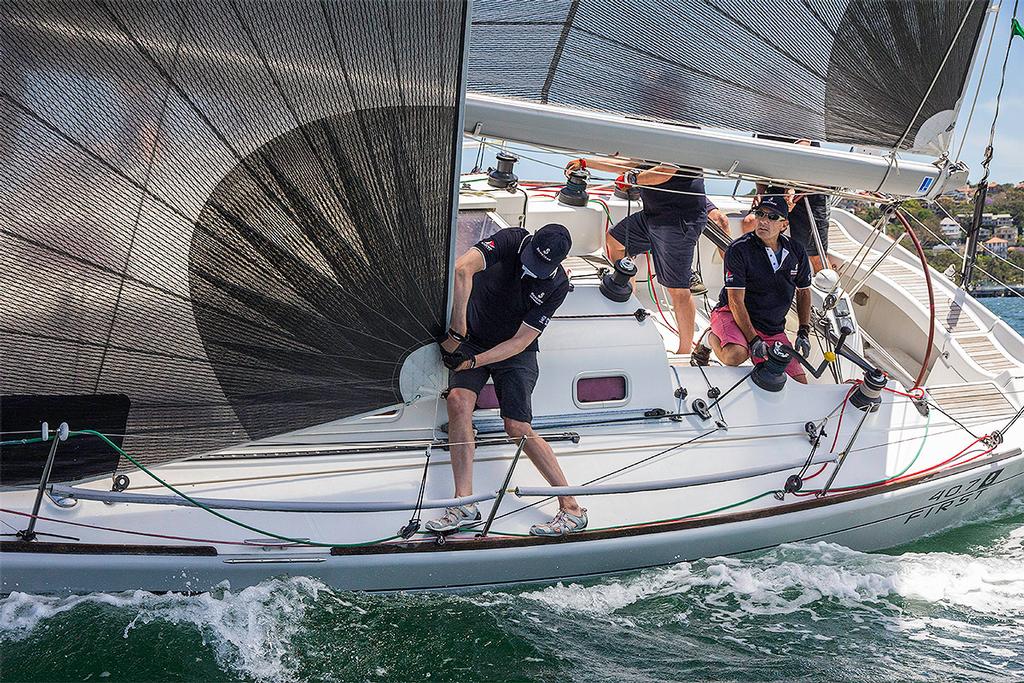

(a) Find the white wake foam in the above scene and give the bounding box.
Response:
[519,541,1024,618]
[0,577,328,682]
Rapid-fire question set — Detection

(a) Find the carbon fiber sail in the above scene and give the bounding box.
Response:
[0,0,468,475]
[468,0,989,154]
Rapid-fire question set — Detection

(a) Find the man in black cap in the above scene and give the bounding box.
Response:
[703,194,813,382]
[741,138,832,272]
[429,223,588,537]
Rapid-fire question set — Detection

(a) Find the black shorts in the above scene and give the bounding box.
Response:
[448,343,539,423]
[609,210,705,288]
[789,196,830,256]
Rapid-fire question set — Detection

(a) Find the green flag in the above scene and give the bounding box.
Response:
[1013,17,1024,40]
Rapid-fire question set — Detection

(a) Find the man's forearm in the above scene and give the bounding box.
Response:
[582,158,636,174]
[727,292,759,342]
[473,336,530,367]
[448,271,473,335]
[796,289,811,327]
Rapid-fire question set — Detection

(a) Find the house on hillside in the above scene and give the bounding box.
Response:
[994,223,1018,243]
[939,217,961,242]
[985,236,1009,257]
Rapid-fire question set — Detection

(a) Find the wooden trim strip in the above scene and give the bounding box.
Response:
[0,541,217,556]
[331,447,1023,555]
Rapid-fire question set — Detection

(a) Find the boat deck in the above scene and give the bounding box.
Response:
[828,218,1024,376]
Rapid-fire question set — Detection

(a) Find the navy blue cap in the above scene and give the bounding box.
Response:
[756,191,789,220]
[521,223,572,278]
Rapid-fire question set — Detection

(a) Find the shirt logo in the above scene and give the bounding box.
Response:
[537,246,552,261]
[482,240,495,251]
[539,315,550,326]
[725,270,734,282]
[529,291,546,304]
[790,268,798,276]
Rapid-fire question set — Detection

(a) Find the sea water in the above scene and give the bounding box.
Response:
[2,301,1023,682]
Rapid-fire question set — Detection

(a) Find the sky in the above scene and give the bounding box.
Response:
[953,5,1024,184]
[463,5,1024,188]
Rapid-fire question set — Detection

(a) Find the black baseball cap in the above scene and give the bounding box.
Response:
[521,223,572,278]
[755,191,789,220]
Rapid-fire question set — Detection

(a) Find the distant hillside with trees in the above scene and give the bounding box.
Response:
[849,182,1024,287]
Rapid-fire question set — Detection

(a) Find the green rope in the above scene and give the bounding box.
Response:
[0,437,44,447]
[72,430,400,548]
[18,410,935,547]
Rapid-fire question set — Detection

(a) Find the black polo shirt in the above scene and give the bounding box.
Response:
[467,227,570,351]
[640,171,706,223]
[716,232,812,334]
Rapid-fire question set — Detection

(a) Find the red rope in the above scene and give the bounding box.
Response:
[894,209,936,392]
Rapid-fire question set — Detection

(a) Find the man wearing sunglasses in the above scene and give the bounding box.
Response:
[704,194,813,382]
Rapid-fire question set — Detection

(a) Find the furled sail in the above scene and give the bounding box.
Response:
[468,0,989,154]
[0,0,468,475]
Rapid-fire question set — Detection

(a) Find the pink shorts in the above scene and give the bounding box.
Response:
[710,307,805,379]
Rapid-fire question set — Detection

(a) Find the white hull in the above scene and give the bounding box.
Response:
[3,190,1023,596]
[3,446,1021,594]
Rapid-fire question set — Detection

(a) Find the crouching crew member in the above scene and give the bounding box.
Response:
[431,223,588,537]
[706,194,813,383]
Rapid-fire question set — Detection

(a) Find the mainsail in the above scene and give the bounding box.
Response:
[468,0,989,154]
[0,0,468,474]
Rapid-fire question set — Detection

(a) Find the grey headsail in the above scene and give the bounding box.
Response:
[0,0,469,477]
[468,0,989,153]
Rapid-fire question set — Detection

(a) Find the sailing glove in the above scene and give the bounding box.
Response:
[443,346,476,371]
[795,325,811,358]
[748,336,769,360]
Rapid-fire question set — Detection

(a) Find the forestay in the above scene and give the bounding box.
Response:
[0,0,468,475]
[468,0,989,154]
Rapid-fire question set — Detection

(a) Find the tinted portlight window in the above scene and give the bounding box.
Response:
[577,376,627,403]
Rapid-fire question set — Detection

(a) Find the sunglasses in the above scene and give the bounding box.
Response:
[754,209,785,222]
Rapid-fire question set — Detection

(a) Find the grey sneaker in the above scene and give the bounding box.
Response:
[425,504,480,533]
[689,272,708,296]
[530,508,588,537]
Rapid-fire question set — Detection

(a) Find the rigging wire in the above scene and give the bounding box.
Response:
[955,2,1005,162]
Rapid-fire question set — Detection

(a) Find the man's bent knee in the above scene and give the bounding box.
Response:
[503,418,534,440]
[446,389,477,418]
[719,343,750,366]
[667,287,692,301]
[605,234,626,261]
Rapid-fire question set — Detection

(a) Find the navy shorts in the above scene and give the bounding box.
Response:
[610,211,706,288]
[448,343,539,423]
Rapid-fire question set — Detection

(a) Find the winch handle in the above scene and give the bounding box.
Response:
[785,326,853,379]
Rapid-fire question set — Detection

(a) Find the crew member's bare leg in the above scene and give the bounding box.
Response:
[667,286,696,354]
[503,418,582,515]
[606,232,627,263]
[446,388,478,497]
[708,331,750,366]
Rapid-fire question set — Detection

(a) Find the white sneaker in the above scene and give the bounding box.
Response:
[529,508,588,537]
[425,504,480,533]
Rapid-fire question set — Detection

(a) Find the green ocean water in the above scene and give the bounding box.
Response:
[2,301,1023,683]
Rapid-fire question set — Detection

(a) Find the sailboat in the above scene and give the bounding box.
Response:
[2,0,1022,595]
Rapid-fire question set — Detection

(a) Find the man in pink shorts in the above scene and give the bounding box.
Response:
[702,194,813,383]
